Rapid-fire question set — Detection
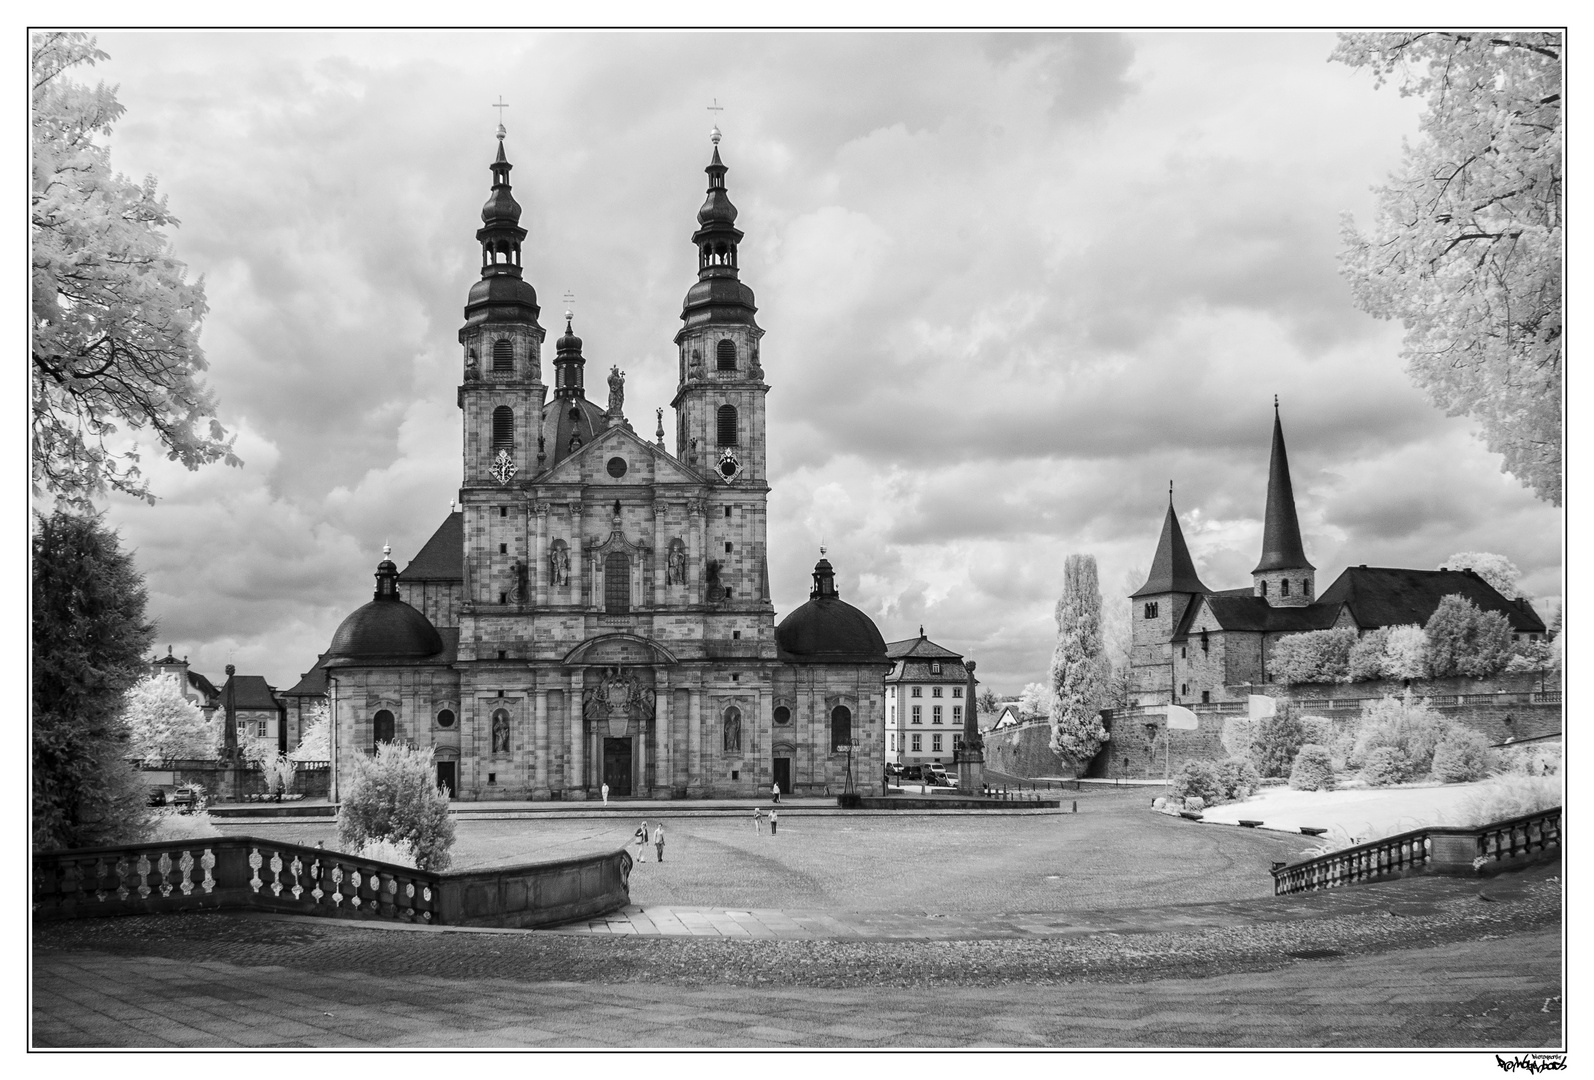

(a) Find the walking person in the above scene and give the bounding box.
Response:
[602,781,610,805]
[634,820,649,862]
[769,808,778,836]
[752,806,764,833]
[653,822,665,863]
[771,780,780,804]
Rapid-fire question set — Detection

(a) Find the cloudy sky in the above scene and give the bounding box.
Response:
[78,30,1562,695]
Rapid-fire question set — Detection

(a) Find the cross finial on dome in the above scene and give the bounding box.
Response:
[383,542,391,559]
[1274,393,1279,412]
[708,98,723,144]
[493,96,508,140]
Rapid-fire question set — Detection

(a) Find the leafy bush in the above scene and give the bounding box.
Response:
[1497,742,1561,777]
[354,837,418,868]
[1351,694,1452,774]
[146,807,220,841]
[1288,744,1337,791]
[337,743,455,871]
[1271,628,1358,685]
[1250,701,1307,778]
[1430,728,1497,783]
[1424,594,1514,678]
[1449,776,1561,828]
[1360,746,1410,787]
[1300,715,1356,772]
[1171,759,1223,804]
[1383,625,1429,679]
[1215,756,1262,802]
[1183,795,1206,812]
[1346,627,1392,681]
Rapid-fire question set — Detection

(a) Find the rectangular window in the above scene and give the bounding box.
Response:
[953,687,962,698]
[911,734,922,753]
[500,506,507,518]
[889,706,895,722]
[889,733,895,751]
[952,705,962,724]
[912,705,922,724]
[1201,690,1211,703]
[1144,602,1159,619]
[932,687,943,698]
[932,734,942,753]
[724,506,732,518]
[932,706,942,724]
[256,719,268,738]
[953,734,962,751]
[911,687,922,698]
[500,543,508,554]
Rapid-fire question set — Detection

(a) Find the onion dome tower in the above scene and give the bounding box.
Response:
[540,311,608,464]
[1251,399,1315,607]
[672,125,768,485]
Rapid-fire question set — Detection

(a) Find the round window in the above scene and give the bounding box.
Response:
[606,456,628,478]
[773,705,791,725]
[437,709,456,729]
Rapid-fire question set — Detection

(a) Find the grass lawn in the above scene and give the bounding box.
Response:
[216,789,1304,914]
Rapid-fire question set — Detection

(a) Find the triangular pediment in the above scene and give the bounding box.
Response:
[532,423,708,487]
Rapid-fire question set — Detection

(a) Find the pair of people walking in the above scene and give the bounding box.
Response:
[635,820,665,863]
[751,806,779,835]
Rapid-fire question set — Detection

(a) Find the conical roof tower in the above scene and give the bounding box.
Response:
[1251,400,1315,606]
[1131,490,1209,598]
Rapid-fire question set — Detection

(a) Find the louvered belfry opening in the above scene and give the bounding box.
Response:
[492,406,514,453]
[492,339,513,371]
[605,552,630,613]
[717,339,736,370]
[717,404,738,446]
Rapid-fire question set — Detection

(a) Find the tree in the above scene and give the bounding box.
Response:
[290,702,331,761]
[1270,628,1358,684]
[1016,682,1051,721]
[1424,594,1514,677]
[1347,626,1392,681]
[32,509,154,849]
[31,32,237,509]
[121,673,218,763]
[1333,33,1562,505]
[337,743,456,871]
[1250,700,1306,778]
[976,688,1000,716]
[1441,551,1522,598]
[1046,554,1109,763]
[1431,727,1497,783]
[1288,744,1337,791]
[1383,624,1429,679]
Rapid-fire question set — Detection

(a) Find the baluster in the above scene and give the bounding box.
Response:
[135,853,153,899]
[93,857,111,903]
[247,848,264,894]
[398,878,415,921]
[269,851,285,897]
[310,857,324,905]
[157,852,175,897]
[380,872,397,918]
[349,868,364,911]
[289,855,304,901]
[330,863,345,908]
[57,860,81,912]
[421,884,433,922]
[200,849,216,894]
[178,851,196,896]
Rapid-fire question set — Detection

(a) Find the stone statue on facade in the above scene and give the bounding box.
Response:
[667,540,687,585]
[723,707,742,752]
[607,365,626,418]
[705,558,724,603]
[464,348,480,382]
[512,558,528,603]
[549,541,571,587]
[492,711,510,754]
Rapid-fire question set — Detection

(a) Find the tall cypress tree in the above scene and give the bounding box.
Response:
[1047,553,1109,764]
[32,509,155,849]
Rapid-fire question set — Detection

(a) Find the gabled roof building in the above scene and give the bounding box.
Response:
[1130,403,1546,706]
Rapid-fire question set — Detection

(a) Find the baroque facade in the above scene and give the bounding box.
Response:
[1129,405,1547,707]
[316,126,892,801]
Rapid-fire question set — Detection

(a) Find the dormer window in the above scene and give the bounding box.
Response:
[931,662,941,675]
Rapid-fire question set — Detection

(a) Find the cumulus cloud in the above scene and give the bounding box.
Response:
[82,30,1562,694]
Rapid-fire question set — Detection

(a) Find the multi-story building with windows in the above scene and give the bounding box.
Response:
[884,630,972,769]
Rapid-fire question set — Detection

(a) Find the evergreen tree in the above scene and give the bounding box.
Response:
[32,510,155,849]
[1046,553,1108,763]
[1250,700,1307,778]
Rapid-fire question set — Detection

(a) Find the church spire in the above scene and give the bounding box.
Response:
[1130,494,1209,598]
[678,126,760,336]
[462,128,541,332]
[1251,399,1314,574]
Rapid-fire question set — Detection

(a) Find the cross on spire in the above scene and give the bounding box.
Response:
[493,96,509,139]
[708,99,724,143]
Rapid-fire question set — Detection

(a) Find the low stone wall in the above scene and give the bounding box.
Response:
[982,722,1069,778]
[437,848,634,929]
[1091,712,1230,781]
[139,761,332,802]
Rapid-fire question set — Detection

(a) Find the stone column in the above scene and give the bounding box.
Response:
[533,685,549,799]
[569,669,586,798]
[687,500,705,598]
[655,668,672,798]
[956,660,985,795]
[653,504,668,607]
[534,503,550,608]
[687,681,703,797]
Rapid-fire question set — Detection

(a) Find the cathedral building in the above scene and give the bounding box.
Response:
[1130,403,1546,707]
[315,125,892,801]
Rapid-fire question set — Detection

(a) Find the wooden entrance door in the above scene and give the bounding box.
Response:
[436,761,456,799]
[603,737,633,796]
[773,758,791,795]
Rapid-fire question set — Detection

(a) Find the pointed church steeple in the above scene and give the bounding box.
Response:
[1131,489,1209,598]
[1252,399,1315,606]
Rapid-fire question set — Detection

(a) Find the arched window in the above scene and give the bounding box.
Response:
[492,340,513,371]
[1281,579,1290,597]
[373,709,395,749]
[492,406,514,453]
[717,339,737,370]
[1302,579,1312,598]
[1260,580,1268,597]
[604,551,630,613]
[831,705,852,751]
[723,706,742,752]
[717,404,738,446]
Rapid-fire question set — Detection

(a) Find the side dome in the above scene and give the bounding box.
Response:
[325,553,445,663]
[775,558,889,664]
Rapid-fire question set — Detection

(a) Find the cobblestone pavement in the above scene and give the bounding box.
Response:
[33,866,1562,1048]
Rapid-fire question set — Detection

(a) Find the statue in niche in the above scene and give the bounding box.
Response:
[549,541,571,587]
[464,348,480,382]
[749,342,763,381]
[688,348,702,380]
[512,558,528,603]
[491,710,510,754]
[705,558,725,603]
[666,539,687,585]
[607,365,626,417]
[723,706,742,753]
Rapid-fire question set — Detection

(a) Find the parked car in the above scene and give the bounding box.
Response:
[170,785,203,813]
[902,765,925,781]
[145,787,168,808]
[885,763,906,778]
[925,766,950,785]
